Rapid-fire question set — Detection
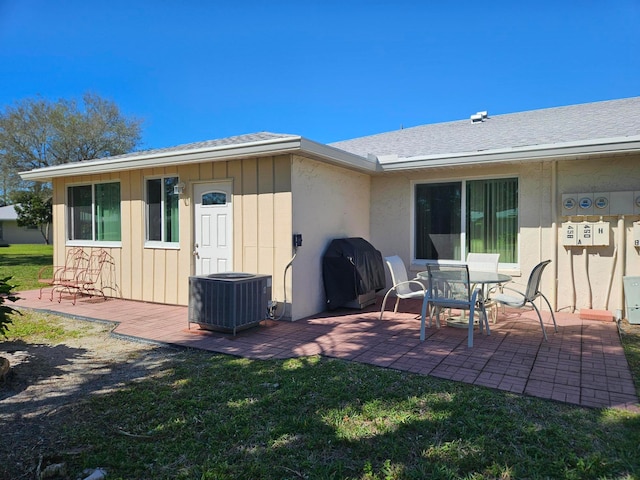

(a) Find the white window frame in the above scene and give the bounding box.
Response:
[144,175,181,250]
[65,180,122,248]
[410,175,520,271]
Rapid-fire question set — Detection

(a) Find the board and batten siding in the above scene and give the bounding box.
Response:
[51,155,293,307]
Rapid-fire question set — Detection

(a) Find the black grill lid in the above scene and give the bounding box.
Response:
[322,237,385,310]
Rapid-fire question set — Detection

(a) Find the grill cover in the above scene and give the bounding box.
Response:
[322,237,385,310]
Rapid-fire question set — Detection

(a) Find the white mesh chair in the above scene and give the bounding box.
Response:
[380,256,427,318]
[380,256,430,340]
[489,260,558,341]
[466,253,501,322]
[466,253,500,273]
[424,263,490,348]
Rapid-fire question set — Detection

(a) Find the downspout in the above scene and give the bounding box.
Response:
[551,161,558,311]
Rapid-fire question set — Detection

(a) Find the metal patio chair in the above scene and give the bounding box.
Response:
[380,256,432,341]
[466,253,500,273]
[379,255,428,320]
[424,263,490,347]
[489,260,558,341]
[38,247,89,299]
[466,252,502,322]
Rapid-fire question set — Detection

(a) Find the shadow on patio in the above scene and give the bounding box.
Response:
[14,288,639,411]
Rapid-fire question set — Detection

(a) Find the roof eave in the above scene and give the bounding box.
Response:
[19,136,308,181]
[19,135,374,181]
[379,136,640,171]
[299,138,378,172]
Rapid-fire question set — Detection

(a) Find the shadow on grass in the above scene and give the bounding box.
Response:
[0,254,51,267]
[0,339,176,480]
[40,350,640,480]
[0,340,86,401]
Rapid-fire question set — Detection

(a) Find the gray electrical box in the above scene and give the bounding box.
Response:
[623,276,640,325]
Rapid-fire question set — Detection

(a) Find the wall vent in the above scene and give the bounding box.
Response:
[188,273,272,335]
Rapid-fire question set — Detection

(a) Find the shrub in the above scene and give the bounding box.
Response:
[0,276,20,337]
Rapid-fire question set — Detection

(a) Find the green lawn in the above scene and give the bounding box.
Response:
[0,243,53,291]
[5,312,640,480]
[59,348,640,479]
[2,246,640,479]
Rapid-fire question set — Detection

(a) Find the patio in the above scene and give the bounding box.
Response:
[14,288,639,411]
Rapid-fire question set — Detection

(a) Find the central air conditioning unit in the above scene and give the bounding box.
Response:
[188,273,272,335]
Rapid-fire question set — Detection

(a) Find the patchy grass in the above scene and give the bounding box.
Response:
[47,347,640,479]
[4,309,92,343]
[0,243,53,291]
[3,313,639,480]
[620,319,640,398]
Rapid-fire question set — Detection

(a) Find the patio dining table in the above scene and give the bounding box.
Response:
[416,269,512,327]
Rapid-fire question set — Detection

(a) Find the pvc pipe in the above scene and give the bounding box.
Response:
[604,240,617,311]
[550,161,558,311]
[275,251,297,321]
[568,243,576,313]
[584,246,592,309]
[618,216,626,315]
[604,245,618,310]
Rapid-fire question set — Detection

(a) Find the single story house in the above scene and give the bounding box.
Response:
[0,204,47,245]
[19,97,640,320]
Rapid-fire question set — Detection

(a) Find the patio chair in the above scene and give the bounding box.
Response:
[38,247,88,299]
[379,256,430,337]
[466,253,500,273]
[52,249,112,304]
[466,252,501,322]
[78,249,115,300]
[424,263,490,348]
[489,260,558,341]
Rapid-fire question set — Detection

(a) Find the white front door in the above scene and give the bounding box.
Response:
[194,182,233,275]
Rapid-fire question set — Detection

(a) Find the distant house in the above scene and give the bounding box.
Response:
[19,97,640,319]
[0,205,47,245]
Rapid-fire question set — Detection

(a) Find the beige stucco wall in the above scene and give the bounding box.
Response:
[290,155,371,320]
[555,154,640,314]
[370,154,640,315]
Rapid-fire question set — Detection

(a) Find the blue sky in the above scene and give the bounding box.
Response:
[1,1,639,151]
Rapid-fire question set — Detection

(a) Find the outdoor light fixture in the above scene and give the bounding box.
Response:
[173,182,186,195]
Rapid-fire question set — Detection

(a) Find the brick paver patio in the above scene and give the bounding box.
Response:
[14,288,639,411]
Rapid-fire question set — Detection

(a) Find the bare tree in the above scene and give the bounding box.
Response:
[0,92,143,198]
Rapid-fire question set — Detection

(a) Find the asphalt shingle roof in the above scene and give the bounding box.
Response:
[329,97,640,159]
[101,132,298,162]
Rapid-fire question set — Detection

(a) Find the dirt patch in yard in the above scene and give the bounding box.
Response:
[0,316,178,479]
